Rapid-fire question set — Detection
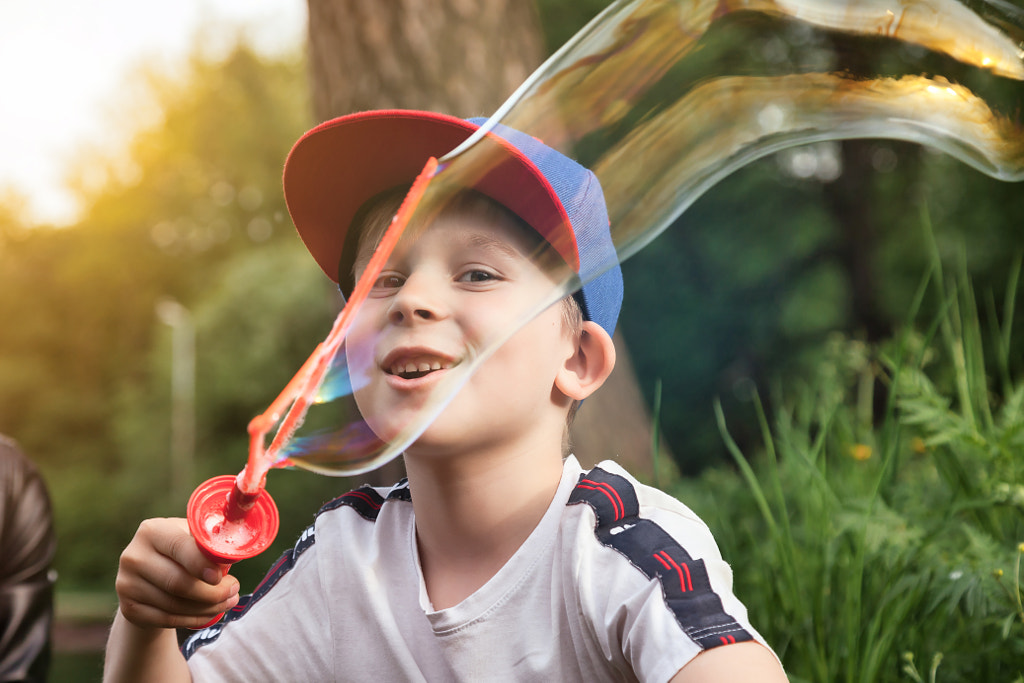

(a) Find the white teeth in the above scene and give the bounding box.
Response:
[388,357,453,376]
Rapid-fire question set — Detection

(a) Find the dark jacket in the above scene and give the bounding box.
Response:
[0,437,56,683]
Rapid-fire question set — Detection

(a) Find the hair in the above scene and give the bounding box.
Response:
[560,294,584,455]
[350,186,586,454]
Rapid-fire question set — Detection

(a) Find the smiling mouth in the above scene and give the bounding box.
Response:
[385,355,456,380]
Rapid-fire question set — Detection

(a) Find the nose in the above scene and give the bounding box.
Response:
[387,270,447,325]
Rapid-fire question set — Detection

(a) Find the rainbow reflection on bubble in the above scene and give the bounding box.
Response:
[236,0,1024,492]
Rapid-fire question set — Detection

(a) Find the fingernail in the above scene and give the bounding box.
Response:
[202,568,219,584]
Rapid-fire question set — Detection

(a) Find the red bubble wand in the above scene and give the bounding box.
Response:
[186,159,438,613]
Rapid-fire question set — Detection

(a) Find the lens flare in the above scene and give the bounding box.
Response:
[238,0,1024,489]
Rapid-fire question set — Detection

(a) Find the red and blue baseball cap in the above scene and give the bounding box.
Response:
[283,109,623,337]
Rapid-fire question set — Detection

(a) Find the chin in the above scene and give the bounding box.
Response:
[403,421,499,460]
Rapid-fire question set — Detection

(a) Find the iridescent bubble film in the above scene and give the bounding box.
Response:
[236,0,1024,490]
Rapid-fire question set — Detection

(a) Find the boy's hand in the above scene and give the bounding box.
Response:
[115,517,240,630]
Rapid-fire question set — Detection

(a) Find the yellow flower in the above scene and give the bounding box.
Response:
[1018,542,1024,553]
[994,568,1004,578]
[911,437,927,454]
[848,444,872,461]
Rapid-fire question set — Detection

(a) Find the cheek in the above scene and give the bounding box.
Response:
[461,292,554,346]
[346,347,371,391]
[454,306,508,356]
[345,316,382,387]
[486,309,568,378]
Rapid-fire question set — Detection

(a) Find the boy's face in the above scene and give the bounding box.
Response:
[345,207,575,457]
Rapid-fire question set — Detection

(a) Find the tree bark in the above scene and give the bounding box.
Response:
[823,139,889,343]
[822,35,890,344]
[307,0,544,121]
[305,0,664,481]
[570,331,667,479]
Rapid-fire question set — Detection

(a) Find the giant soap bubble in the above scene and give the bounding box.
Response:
[217,0,1024,505]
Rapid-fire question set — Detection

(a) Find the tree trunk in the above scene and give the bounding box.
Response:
[823,139,889,343]
[822,34,890,344]
[307,0,544,121]
[570,331,668,479]
[305,0,664,481]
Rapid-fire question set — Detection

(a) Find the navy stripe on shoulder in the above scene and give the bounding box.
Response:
[386,479,412,502]
[568,466,753,650]
[318,479,411,518]
[181,521,317,659]
[319,485,387,520]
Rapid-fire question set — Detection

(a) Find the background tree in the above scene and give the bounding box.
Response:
[308,0,542,117]
[0,42,337,590]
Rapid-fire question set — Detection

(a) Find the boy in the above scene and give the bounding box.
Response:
[104,110,786,681]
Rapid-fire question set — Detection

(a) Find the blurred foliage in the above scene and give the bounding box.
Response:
[540,0,1024,474]
[0,0,1021,614]
[533,0,612,55]
[0,39,350,591]
[676,256,1024,681]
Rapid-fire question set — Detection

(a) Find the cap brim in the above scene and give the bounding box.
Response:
[283,110,576,289]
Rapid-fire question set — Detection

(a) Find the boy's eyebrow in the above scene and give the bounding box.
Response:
[352,227,533,278]
[461,232,528,259]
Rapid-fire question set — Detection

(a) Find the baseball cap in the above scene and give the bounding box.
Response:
[282,109,623,337]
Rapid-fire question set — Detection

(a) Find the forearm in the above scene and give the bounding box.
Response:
[670,641,788,682]
[103,611,191,683]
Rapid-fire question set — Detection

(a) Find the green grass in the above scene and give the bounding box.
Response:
[668,242,1024,681]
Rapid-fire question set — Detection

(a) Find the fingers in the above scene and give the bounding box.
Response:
[149,518,220,583]
[116,518,241,629]
[118,587,239,630]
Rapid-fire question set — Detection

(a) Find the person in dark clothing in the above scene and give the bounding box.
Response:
[0,435,56,683]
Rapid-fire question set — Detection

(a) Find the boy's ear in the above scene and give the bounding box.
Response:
[555,321,617,401]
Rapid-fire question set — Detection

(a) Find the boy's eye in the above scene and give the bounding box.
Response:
[458,269,497,283]
[374,274,405,289]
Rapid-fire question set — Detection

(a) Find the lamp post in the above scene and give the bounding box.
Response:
[156,298,195,505]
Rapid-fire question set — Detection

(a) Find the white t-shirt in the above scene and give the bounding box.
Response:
[184,456,770,682]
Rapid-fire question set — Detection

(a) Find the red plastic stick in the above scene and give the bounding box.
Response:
[238,156,439,494]
[182,157,439,628]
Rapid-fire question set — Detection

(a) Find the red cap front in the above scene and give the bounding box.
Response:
[283,110,578,293]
